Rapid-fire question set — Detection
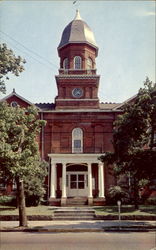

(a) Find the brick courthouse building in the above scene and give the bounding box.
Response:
[2,11,131,206]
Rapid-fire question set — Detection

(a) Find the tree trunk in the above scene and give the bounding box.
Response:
[17,178,27,227]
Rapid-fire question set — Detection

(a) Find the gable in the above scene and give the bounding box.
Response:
[0,90,37,109]
[113,94,137,110]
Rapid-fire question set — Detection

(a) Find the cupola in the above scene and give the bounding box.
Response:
[58,10,98,54]
[57,10,98,73]
[55,10,100,110]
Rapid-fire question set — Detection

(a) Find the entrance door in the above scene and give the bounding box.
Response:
[67,172,88,197]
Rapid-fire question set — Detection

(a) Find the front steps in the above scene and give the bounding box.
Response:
[49,197,88,206]
[53,207,96,220]
[66,197,88,206]
[49,197,105,206]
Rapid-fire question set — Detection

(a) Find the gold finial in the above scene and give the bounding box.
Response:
[74,9,82,20]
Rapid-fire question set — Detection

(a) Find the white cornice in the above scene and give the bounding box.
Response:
[39,109,121,113]
[58,42,98,55]
[56,98,99,101]
[55,75,100,79]
[48,153,103,164]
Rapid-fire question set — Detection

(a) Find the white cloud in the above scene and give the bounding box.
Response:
[136,10,155,17]
[144,11,155,16]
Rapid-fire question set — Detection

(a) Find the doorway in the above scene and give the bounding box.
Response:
[67,171,88,197]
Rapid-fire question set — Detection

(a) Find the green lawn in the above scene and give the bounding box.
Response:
[94,205,156,216]
[0,205,155,216]
[0,205,55,215]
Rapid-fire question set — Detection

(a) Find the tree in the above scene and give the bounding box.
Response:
[0,43,25,94]
[24,160,48,207]
[0,102,46,226]
[99,78,156,208]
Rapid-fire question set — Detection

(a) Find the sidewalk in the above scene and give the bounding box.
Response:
[1,220,156,232]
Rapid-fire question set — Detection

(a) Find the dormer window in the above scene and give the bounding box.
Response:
[74,56,82,69]
[63,58,68,69]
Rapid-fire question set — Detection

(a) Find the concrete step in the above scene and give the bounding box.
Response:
[54,213,95,217]
[53,216,95,220]
[66,198,88,206]
[54,211,95,214]
[53,208,95,220]
[66,201,87,203]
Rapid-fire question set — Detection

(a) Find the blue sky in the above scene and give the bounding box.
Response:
[0,1,155,104]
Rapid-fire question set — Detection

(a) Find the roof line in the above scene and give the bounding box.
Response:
[38,109,122,113]
[58,41,98,52]
[113,94,137,110]
[0,90,41,110]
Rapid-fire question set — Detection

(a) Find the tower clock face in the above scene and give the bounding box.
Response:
[72,88,83,98]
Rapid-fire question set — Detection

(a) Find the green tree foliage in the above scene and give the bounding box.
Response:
[99,78,156,207]
[24,161,48,207]
[108,186,130,204]
[0,102,46,226]
[0,43,26,94]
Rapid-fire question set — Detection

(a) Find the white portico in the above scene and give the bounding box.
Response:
[48,153,105,206]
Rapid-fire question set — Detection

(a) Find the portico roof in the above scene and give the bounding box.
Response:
[48,153,103,164]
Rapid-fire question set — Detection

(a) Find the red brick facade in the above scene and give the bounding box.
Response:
[1,11,123,205]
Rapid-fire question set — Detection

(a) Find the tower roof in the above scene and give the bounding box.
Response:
[58,10,98,52]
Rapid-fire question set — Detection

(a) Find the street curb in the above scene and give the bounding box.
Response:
[1,215,156,221]
[0,228,103,233]
[96,215,156,221]
[1,227,156,233]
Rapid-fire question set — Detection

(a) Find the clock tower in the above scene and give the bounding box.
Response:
[55,10,100,109]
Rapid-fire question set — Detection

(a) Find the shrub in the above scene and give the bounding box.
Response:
[25,195,41,207]
[24,160,48,207]
[0,195,16,206]
[145,197,156,205]
[24,181,46,207]
[108,185,130,205]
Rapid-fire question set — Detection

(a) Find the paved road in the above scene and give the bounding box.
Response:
[1,232,156,250]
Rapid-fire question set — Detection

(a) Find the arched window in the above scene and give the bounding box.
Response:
[74,56,82,69]
[72,128,83,153]
[87,58,93,70]
[63,58,68,69]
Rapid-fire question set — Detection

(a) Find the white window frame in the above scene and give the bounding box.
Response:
[72,128,83,153]
[74,56,82,69]
[63,58,68,69]
[11,101,18,107]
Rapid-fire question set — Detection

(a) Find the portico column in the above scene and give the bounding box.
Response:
[50,163,56,198]
[61,163,67,205]
[98,163,101,196]
[88,163,93,205]
[98,162,105,198]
